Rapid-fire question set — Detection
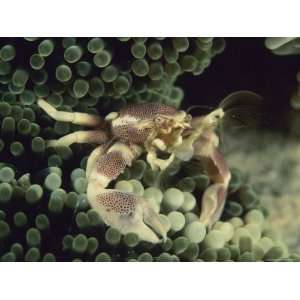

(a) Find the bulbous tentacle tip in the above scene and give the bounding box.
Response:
[174,143,194,161]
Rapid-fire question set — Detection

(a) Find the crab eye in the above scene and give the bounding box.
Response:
[155,116,164,124]
[185,114,192,122]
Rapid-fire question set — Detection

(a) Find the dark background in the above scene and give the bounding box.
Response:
[179,37,300,130]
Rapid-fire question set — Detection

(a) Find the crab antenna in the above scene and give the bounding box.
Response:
[186,105,215,113]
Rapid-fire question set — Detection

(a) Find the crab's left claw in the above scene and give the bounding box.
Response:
[88,188,168,243]
[86,141,168,244]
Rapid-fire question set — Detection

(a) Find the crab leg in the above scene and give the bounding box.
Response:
[87,142,168,243]
[193,130,231,227]
[86,145,105,179]
[46,130,109,148]
[37,99,109,147]
[38,99,104,127]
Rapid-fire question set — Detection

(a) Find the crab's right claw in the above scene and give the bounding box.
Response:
[196,146,231,228]
[88,189,168,244]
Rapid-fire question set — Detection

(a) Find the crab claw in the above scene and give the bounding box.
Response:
[88,188,167,243]
[199,183,227,227]
[147,151,175,171]
[193,136,231,228]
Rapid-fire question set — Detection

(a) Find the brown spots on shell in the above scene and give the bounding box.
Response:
[120,103,177,120]
[97,191,137,215]
[128,126,151,143]
[96,151,127,179]
[112,124,131,141]
[113,125,151,144]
